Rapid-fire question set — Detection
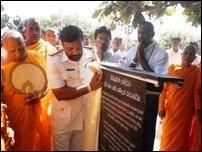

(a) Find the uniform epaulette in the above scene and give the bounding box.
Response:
[84,46,92,50]
[48,45,63,56]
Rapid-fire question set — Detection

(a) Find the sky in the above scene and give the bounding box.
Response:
[1,1,201,40]
[1,1,99,24]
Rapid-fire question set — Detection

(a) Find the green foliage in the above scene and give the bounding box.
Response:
[1,14,10,28]
[1,14,24,30]
[40,14,62,31]
[132,11,145,29]
[40,14,95,40]
[93,1,201,31]
[92,9,102,18]
[13,15,22,27]
[164,7,176,15]
[182,3,201,26]
[1,13,95,44]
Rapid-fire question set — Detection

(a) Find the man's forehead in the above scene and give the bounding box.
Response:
[3,37,24,50]
[26,20,40,27]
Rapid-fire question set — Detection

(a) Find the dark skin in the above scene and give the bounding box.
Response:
[133,24,154,72]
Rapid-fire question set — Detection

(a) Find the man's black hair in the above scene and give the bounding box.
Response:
[94,26,111,40]
[60,25,83,42]
[171,37,181,41]
[138,21,155,37]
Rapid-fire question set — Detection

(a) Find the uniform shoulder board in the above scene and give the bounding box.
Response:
[48,45,63,56]
[84,46,92,50]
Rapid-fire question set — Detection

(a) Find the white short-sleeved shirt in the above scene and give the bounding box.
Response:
[166,48,183,66]
[123,42,168,75]
[47,48,93,131]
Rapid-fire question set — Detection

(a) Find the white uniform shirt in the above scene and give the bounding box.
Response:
[123,42,168,75]
[166,48,183,66]
[47,49,93,131]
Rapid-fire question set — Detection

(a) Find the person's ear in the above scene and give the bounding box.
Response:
[22,28,26,35]
[150,30,155,38]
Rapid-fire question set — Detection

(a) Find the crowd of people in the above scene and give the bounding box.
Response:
[1,16,201,151]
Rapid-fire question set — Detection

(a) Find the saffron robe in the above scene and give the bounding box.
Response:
[2,53,51,150]
[159,64,201,150]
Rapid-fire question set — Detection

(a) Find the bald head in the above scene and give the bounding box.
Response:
[2,30,25,48]
[24,18,41,46]
[2,30,27,62]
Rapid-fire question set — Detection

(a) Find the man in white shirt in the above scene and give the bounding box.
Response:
[109,36,126,62]
[123,21,168,150]
[46,25,102,151]
[93,26,122,64]
[123,21,168,75]
[165,37,183,66]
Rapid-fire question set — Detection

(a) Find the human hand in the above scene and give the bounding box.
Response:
[89,71,103,91]
[158,110,166,120]
[133,41,144,63]
[4,127,15,150]
[25,92,40,104]
[137,41,145,59]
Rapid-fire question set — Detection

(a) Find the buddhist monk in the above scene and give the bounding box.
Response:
[158,43,201,150]
[1,30,51,150]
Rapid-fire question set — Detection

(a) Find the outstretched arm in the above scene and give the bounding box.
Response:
[52,71,103,101]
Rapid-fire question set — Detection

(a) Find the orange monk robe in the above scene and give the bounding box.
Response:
[26,38,56,68]
[159,64,201,151]
[189,68,201,151]
[26,39,56,114]
[2,53,51,151]
[189,115,201,151]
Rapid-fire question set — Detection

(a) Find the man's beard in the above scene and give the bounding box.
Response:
[68,53,82,61]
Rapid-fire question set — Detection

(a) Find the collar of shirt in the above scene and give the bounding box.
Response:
[61,51,69,62]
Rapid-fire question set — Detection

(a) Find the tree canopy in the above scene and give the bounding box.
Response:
[1,13,95,39]
[92,1,201,30]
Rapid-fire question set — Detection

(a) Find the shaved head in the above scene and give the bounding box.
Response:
[2,30,27,62]
[2,30,25,50]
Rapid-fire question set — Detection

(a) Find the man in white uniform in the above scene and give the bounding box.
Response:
[46,25,102,151]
